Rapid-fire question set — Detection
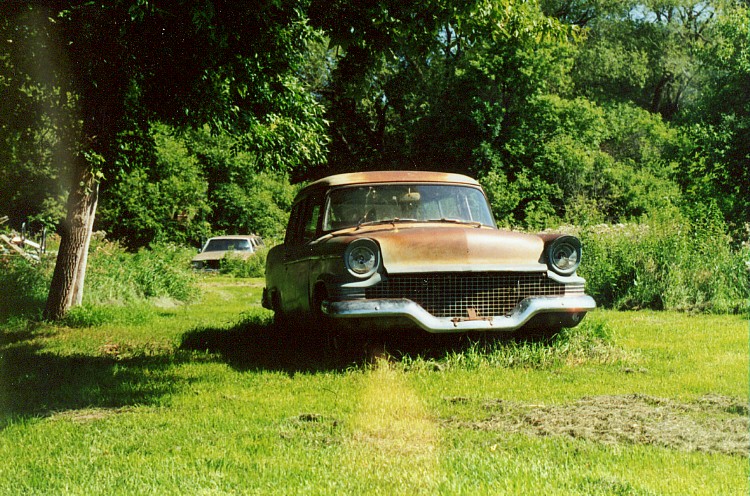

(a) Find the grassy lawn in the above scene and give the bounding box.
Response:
[0,276,747,495]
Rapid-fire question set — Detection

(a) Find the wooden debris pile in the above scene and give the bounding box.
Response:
[0,216,45,263]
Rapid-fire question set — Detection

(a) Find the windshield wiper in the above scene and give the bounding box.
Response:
[427,218,484,227]
[356,218,418,229]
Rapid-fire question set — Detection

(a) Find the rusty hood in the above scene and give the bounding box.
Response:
[359,225,546,273]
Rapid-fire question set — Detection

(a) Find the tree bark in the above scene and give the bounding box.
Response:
[72,181,98,306]
[43,164,99,320]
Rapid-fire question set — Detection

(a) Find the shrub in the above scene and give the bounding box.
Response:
[578,209,749,314]
[0,238,199,324]
[220,248,268,278]
[0,256,51,320]
[85,240,199,305]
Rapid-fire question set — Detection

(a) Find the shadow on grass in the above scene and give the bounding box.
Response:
[0,315,560,428]
[0,326,183,429]
[179,317,550,373]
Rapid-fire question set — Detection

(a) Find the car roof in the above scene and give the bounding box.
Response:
[300,171,481,195]
[207,235,261,240]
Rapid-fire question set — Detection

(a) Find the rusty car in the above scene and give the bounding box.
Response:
[262,171,595,333]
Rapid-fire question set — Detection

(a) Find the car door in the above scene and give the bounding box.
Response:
[279,193,323,315]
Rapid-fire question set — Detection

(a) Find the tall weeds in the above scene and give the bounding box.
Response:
[578,209,749,313]
[84,239,198,305]
[0,238,198,323]
[0,256,51,320]
[219,248,268,278]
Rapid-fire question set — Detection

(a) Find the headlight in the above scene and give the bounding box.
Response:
[546,236,581,276]
[345,239,380,278]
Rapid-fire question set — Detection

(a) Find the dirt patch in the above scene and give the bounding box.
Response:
[51,406,135,423]
[444,394,749,457]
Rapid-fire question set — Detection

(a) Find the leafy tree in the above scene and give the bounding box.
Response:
[308,0,577,176]
[677,2,750,237]
[98,123,298,249]
[1,1,328,319]
[568,0,744,121]
[176,126,297,242]
[101,123,212,248]
[479,95,683,227]
[0,10,75,230]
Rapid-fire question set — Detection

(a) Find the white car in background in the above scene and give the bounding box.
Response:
[192,235,264,271]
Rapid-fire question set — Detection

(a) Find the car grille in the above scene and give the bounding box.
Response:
[365,272,569,319]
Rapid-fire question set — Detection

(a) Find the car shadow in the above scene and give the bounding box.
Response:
[178,318,548,373]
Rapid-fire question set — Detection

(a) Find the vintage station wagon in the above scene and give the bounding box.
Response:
[262,171,595,333]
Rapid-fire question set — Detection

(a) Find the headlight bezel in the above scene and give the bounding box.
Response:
[546,235,581,276]
[344,238,381,278]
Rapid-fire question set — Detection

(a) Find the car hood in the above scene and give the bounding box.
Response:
[353,225,546,273]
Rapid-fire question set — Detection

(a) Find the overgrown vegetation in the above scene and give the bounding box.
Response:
[2,206,746,328]
[2,1,749,243]
[0,238,198,325]
[578,209,749,314]
[398,318,622,372]
[0,257,50,320]
[219,247,269,279]
[83,238,198,305]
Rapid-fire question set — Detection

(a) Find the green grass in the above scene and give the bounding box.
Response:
[1,276,747,495]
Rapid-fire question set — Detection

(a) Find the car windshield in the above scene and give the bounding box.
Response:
[204,239,253,252]
[322,184,496,231]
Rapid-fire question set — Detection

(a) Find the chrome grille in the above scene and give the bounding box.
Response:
[365,273,566,318]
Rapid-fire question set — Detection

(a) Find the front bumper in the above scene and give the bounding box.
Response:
[321,295,597,333]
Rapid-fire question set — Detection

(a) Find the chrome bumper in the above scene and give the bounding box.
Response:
[321,295,597,333]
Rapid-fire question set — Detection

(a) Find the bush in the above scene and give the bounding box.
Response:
[0,256,51,320]
[85,239,199,305]
[578,209,749,314]
[0,238,200,324]
[219,248,268,278]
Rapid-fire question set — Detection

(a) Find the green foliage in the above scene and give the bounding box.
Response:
[220,248,269,278]
[206,169,297,241]
[1,1,330,243]
[569,0,741,121]
[101,123,212,248]
[479,96,682,228]
[308,0,578,174]
[2,0,749,320]
[0,257,51,321]
[100,124,299,248]
[84,239,199,306]
[578,209,749,314]
[0,12,77,229]
[0,238,199,325]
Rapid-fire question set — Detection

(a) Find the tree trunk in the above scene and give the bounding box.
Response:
[43,165,99,320]
[72,181,98,306]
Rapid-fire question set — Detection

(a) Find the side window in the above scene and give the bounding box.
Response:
[285,193,322,246]
[285,202,304,245]
[302,203,321,243]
